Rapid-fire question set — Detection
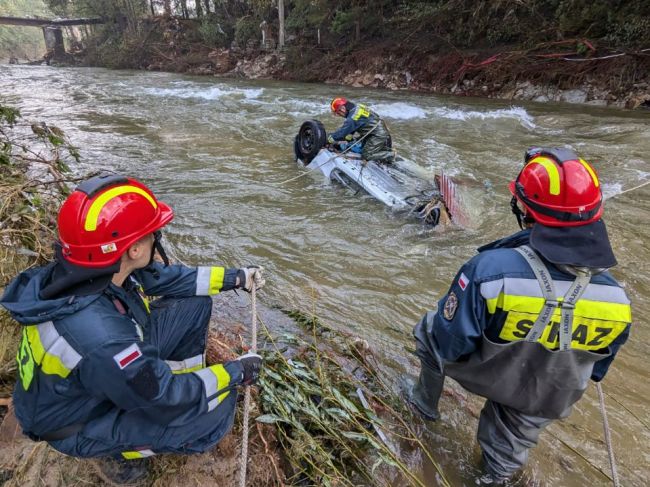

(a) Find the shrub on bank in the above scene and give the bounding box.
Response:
[0,102,80,398]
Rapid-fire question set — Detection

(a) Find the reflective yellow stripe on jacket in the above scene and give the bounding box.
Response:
[195,266,226,295]
[17,321,83,390]
[193,364,232,411]
[480,278,631,351]
[122,449,155,460]
[166,354,204,374]
[352,104,370,120]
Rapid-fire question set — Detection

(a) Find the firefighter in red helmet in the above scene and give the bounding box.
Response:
[1,174,264,486]
[411,148,631,483]
[328,96,394,164]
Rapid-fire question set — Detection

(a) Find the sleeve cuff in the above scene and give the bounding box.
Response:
[224,360,244,385]
[222,268,239,291]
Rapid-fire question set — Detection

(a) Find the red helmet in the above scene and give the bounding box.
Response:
[57,174,174,268]
[509,148,603,227]
[331,97,347,113]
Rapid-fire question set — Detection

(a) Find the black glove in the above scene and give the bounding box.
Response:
[235,352,262,385]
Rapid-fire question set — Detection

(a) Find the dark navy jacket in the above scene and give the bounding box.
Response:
[414,230,632,418]
[330,103,379,141]
[1,261,243,455]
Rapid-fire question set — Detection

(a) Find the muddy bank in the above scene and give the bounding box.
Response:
[110,18,650,110]
[124,43,649,110]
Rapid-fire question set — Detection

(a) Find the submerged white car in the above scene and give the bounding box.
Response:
[293,120,460,226]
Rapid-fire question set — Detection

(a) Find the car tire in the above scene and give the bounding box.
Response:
[294,119,327,164]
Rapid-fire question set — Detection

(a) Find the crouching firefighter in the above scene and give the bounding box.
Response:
[328,97,395,164]
[411,148,632,483]
[0,174,265,486]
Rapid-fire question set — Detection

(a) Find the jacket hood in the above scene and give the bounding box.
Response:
[1,264,102,324]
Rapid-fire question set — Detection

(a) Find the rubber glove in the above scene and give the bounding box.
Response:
[234,352,262,385]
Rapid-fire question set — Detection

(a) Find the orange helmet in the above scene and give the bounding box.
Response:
[330,97,347,113]
[509,148,603,228]
[57,174,173,268]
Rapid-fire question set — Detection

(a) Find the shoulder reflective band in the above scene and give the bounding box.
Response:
[84,185,157,231]
[17,329,36,390]
[18,322,83,389]
[515,246,591,351]
[352,105,370,120]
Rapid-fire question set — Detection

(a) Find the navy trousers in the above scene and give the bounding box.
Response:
[52,296,238,458]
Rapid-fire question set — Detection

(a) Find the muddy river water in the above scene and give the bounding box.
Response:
[1,65,648,486]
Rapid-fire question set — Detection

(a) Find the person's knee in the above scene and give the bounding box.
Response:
[193,295,213,313]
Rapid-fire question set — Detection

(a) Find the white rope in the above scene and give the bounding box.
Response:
[280,122,380,185]
[237,283,257,487]
[596,382,620,487]
[605,179,650,200]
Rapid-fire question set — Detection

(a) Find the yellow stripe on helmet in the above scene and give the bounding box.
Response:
[527,157,561,195]
[84,185,157,232]
[579,158,600,187]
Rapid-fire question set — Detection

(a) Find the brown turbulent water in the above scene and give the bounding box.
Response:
[1,64,648,486]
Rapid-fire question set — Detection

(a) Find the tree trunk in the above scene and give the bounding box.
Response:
[278,0,285,49]
[163,0,172,16]
[196,0,203,18]
[204,0,211,14]
[180,0,189,19]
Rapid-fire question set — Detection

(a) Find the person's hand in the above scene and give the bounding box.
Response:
[237,265,265,292]
[234,352,262,385]
[327,134,335,144]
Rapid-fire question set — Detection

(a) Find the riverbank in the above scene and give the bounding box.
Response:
[71,17,650,110]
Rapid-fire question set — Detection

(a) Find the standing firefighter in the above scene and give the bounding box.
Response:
[411,148,632,483]
[1,174,264,486]
[328,97,395,164]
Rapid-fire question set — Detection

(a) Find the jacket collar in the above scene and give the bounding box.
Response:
[477,229,531,253]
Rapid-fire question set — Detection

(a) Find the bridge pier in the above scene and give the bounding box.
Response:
[42,26,67,63]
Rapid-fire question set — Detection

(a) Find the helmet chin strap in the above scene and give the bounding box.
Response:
[510,196,535,230]
[511,196,525,229]
[149,231,170,267]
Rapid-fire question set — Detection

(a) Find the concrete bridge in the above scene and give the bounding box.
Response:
[0,16,104,62]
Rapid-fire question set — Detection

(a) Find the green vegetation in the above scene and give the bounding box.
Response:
[0,0,53,59]
[0,101,81,397]
[256,309,450,486]
[38,0,649,53]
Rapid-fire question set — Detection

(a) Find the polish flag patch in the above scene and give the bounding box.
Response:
[114,344,143,370]
[458,272,469,291]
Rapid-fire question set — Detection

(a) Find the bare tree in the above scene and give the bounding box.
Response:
[278,0,285,49]
[180,0,189,19]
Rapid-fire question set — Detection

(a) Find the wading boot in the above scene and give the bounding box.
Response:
[90,456,149,486]
[408,362,443,422]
